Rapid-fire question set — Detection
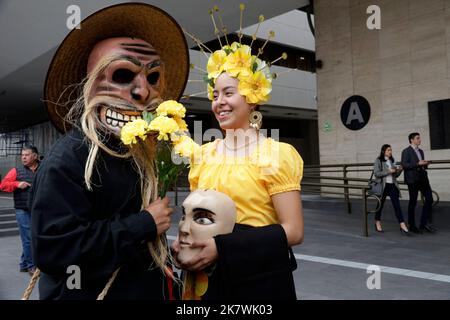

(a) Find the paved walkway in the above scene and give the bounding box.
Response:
[294,195,450,299]
[1,192,449,299]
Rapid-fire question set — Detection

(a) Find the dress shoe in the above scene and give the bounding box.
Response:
[420,225,436,233]
[408,225,422,234]
[374,223,384,233]
[400,227,411,236]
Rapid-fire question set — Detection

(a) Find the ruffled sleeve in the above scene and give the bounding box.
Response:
[260,141,303,196]
[188,142,214,191]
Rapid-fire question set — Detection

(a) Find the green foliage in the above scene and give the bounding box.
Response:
[156,141,188,198]
[142,111,156,124]
[252,61,258,73]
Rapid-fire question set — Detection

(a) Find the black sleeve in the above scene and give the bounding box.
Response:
[213,224,297,300]
[421,150,429,169]
[401,148,417,171]
[30,151,157,280]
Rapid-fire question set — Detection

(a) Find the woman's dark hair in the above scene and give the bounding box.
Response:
[378,144,394,162]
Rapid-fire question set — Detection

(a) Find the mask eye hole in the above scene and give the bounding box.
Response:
[147,72,160,85]
[193,210,215,225]
[196,217,214,225]
[112,68,135,84]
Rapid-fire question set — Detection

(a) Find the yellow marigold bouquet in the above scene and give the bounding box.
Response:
[120,100,200,197]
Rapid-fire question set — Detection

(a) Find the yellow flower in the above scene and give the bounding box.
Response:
[156,100,186,118]
[223,42,243,52]
[238,71,272,104]
[174,116,188,132]
[170,132,181,143]
[173,135,201,158]
[222,46,252,78]
[252,56,272,81]
[207,50,227,79]
[148,116,179,141]
[238,44,251,55]
[120,119,149,145]
[207,84,214,101]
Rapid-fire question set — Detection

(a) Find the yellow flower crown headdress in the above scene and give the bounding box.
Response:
[184,3,288,106]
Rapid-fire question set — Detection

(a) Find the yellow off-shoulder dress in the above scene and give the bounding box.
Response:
[189,138,304,227]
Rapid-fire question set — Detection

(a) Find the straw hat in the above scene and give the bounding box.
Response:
[44,3,189,132]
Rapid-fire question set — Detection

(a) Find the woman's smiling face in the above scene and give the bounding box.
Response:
[211,73,254,130]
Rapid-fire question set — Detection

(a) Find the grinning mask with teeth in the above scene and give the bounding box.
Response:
[86,37,165,136]
[72,37,167,273]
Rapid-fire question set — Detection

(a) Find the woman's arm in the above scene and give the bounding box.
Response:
[177,191,304,272]
[176,191,305,271]
[395,166,403,178]
[272,191,304,246]
[373,159,392,178]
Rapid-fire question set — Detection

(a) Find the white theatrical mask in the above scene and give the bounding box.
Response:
[178,190,236,264]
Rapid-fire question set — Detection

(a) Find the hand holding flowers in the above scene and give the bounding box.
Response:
[120,100,200,197]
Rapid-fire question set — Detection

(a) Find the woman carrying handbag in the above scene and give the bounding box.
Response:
[373,144,410,236]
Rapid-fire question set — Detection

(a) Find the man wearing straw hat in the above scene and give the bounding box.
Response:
[29,3,189,300]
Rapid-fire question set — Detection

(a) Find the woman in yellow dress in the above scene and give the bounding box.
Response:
[174,41,304,300]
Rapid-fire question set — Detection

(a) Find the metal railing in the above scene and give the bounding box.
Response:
[302,174,440,209]
[173,160,450,237]
[301,181,379,237]
[302,160,450,236]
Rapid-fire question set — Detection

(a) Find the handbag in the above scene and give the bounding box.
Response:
[368,171,383,197]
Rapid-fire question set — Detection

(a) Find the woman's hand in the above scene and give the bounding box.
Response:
[179,238,218,272]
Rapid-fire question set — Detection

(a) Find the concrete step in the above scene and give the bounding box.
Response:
[0,213,15,222]
[0,220,18,229]
[0,208,14,215]
[0,227,19,237]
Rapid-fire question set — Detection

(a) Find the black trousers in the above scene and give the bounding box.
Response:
[407,179,433,228]
[375,183,405,223]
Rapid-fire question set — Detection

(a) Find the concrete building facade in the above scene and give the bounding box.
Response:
[315,0,450,200]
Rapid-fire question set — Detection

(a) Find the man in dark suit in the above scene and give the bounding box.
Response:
[401,132,436,234]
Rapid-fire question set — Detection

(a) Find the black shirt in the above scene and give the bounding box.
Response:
[30,129,171,300]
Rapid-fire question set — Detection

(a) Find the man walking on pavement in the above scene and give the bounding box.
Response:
[0,145,40,275]
[401,133,436,234]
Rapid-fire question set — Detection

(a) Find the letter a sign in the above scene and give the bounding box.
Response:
[340,95,371,130]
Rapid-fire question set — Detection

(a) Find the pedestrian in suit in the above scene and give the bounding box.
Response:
[373,144,409,235]
[401,132,436,234]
